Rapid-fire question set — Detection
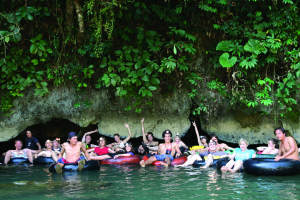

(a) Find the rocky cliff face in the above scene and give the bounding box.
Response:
[0,86,192,141]
[199,102,300,144]
[1,84,300,145]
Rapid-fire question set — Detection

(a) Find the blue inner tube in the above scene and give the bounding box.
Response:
[33,156,55,164]
[9,157,29,164]
[215,157,230,170]
[243,158,300,176]
[193,159,218,168]
[255,154,276,159]
[49,160,100,172]
[215,157,243,172]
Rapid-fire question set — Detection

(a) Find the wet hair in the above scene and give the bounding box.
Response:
[97,137,107,146]
[15,140,23,144]
[268,138,278,146]
[162,130,172,138]
[200,135,208,141]
[114,133,120,138]
[45,140,52,145]
[239,138,249,146]
[210,134,219,142]
[209,140,217,145]
[175,134,181,141]
[274,127,286,136]
[125,143,134,153]
[147,132,154,141]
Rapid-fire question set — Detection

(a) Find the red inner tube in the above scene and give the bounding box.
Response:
[142,155,187,166]
[100,155,141,165]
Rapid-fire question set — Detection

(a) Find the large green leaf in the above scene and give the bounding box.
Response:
[216,40,234,51]
[219,53,237,68]
[244,39,267,54]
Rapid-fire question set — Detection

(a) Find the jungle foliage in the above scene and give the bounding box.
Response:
[0,0,299,122]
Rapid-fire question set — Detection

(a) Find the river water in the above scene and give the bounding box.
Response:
[0,163,299,200]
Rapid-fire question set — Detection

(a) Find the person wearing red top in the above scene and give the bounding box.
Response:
[87,137,116,161]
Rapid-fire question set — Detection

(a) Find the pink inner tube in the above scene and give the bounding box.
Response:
[100,155,141,165]
[142,155,187,166]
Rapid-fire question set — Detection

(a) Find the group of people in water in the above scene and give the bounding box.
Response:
[2,118,299,174]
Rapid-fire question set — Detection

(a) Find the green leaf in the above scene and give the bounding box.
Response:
[244,39,266,55]
[173,45,177,54]
[27,13,33,20]
[142,74,149,82]
[36,34,42,40]
[40,82,47,86]
[216,40,234,51]
[148,86,157,91]
[151,78,160,84]
[83,83,87,87]
[30,44,37,54]
[31,59,38,65]
[219,53,237,68]
[35,82,41,88]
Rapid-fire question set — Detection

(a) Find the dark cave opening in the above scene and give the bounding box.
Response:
[0,116,243,155]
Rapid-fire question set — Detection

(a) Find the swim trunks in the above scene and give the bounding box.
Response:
[57,156,85,164]
[154,154,174,162]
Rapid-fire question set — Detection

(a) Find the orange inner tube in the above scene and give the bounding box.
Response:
[142,155,187,166]
[100,155,141,165]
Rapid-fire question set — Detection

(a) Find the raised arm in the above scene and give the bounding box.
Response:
[192,121,203,146]
[82,129,98,143]
[141,118,148,143]
[122,123,132,144]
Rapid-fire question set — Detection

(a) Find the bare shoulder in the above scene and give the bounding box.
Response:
[172,142,179,147]
[159,143,164,148]
[62,142,69,148]
[287,137,297,144]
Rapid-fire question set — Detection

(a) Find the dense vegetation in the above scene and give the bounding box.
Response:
[0,0,299,123]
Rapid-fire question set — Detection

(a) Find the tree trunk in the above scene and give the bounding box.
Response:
[73,0,85,45]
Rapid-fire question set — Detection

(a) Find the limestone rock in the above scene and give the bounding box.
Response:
[0,86,192,141]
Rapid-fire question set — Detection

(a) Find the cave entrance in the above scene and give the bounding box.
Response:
[0,118,98,154]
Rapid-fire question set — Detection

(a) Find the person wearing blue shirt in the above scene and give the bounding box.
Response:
[25,130,41,154]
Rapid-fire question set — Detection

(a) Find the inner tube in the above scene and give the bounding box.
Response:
[9,157,29,164]
[142,155,187,166]
[224,149,234,154]
[33,156,55,164]
[190,146,204,151]
[49,160,100,172]
[215,157,243,172]
[255,154,276,159]
[193,159,219,168]
[100,155,141,165]
[215,157,230,170]
[243,158,300,176]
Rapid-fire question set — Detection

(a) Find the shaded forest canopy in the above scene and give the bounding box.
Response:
[0,0,300,123]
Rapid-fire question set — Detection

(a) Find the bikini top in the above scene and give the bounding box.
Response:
[165,143,172,155]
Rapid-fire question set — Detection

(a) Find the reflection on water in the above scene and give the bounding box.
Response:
[1,164,300,199]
